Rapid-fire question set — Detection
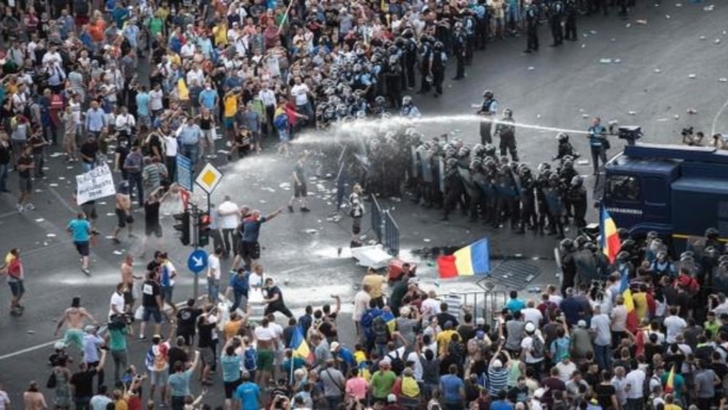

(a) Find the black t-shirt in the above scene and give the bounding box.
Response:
[266,286,284,307]
[318,320,337,339]
[70,370,97,398]
[435,312,459,328]
[144,201,161,225]
[17,155,32,178]
[177,307,202,332]
[28,135,44,154]
[168,346,189,374]
[115,144,129,168]
[594,383,616,409]
[0,143,10,164]
[80,141,98,164]
[142,280,161,308]
[197,320,215,348]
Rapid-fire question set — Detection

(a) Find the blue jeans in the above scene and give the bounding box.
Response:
[207,278,220,303]
[231,290,247,312]
[594,343,611,371]
[82,161,96,173]
[325,396,342,410]
[181,144,199,169]
[128,172,144,207]
[0,162,8,191]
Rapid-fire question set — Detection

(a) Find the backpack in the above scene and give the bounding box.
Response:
[373,316,389,345]
[244,347,257,371]
[389,350,406,376]
[531,335,545,359]
[273,113,288,130]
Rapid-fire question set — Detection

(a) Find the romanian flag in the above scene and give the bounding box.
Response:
[381,310,397,334]
[664,365,676,394]
[177,78,189,101]
[289,326,313,363]
[437,238,491,279]
[600,208,621,264]
[620,270,639,333]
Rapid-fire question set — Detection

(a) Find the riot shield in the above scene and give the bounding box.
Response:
[574,249,598,285]
[439,157,446,194]
[411,146,420,179]
[421,151,433,183]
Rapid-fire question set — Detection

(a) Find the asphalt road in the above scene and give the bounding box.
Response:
[0,0,725,405]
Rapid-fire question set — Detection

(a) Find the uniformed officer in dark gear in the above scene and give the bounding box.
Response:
[452,22,467,81]
[470,159,488,222]
[401,29,418,89]
[461,9,477,64]
[544,173,566,239]
[441,158,463,221]
[495,108,519,161]
[564,0,578,41]
[431,41,447,97]
[550,0,564,46]
[495,163,520,230]
[385,47,404,109]
[477,90,498,145]
[524,0,540,53]
[559,238,578,296]
[568,175,587,228]
[553,133,579,161]
[517,164,537,233]
[418,35,434,95]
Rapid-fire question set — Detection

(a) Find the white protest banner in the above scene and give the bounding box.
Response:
[76,164,116,205]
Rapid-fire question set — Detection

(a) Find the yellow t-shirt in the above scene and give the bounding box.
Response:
[214,24,228,46]
[224,95,238,118]
[5,252,15,265]
[362,274,387,298]
[224,320,242,341]
[437,330,457,356]
[665,404,682,410]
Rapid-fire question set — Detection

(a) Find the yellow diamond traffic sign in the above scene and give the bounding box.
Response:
[195,163,223,194]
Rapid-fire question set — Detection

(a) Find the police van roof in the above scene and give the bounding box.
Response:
[623,143,728,165]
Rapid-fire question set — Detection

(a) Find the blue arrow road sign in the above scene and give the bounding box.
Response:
[187,249,208,275]
[177,155,193,192]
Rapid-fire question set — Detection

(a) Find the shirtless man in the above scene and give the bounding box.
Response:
[121,253,142,312]
[112,181,134,244]
[253,317,279,390]
[54,297,97,351]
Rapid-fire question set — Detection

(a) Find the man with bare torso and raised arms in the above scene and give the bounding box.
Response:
[253,317,279,391]
[112,181,134,245]
[54,297,98,351]
[121,253,142,312]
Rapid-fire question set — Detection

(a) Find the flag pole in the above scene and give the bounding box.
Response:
[277,0,295,36]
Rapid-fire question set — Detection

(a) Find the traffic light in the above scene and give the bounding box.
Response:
[197,212,212,247]
[173,211,191,246]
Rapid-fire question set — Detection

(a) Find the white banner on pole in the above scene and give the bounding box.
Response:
[76,164,116,205]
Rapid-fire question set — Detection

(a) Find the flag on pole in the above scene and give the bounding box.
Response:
[437,238,491,279]
[664,365,676,394]
[600,207,621,264]
[289,326,313,363]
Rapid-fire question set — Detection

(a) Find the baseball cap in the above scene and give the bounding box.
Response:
[577,320,587,328]
[492,359,503,368]
[524,322,536,333]
[54,341,66,350]
[476,330,485,339]
[84,325,96,332]
[476,317,486,326]
[387,394,397,403]
[330,342,340,352]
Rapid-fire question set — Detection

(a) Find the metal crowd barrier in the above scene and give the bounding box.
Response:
[369,197,401,256]
[370,196,383,243]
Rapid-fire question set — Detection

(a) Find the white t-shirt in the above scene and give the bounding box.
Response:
[520,334,545,364]
[217,201,240,230]
[207,255,221,280]
[353,290,371,321]
[162,135,178,157]
[149,89,164,110]
[522,308,543,327]
[0,390,10,410]
[109,292,126,318]
[420,298,441,322]
[254,326,277,342]
[555,361,577,383]
[664,315,687,343]
[291,84,310,105]
[625,369,646,399]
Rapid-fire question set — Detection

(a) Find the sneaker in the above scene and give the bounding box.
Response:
[139,335,147,341]
[287,205,294,213]
[300,207,311,212]
[112,237,121,245]
[16,204,24,213]
[25,203,35,210]
[81,268,91,276]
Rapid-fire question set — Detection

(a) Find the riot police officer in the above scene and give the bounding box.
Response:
[477,90,498,145]
[560,238,578,295]
[544,173,566,239]
[385,47,403,109]
[418,35,434,95]
[400,96,421,118]
[550,0,565,47]
[518,165,537,233]
[441,158,463,221]
[495,108,519,161]
[452,22,467,81]
[401,29,418,89]
[564,0,578,41]
[569,176,587,228]
[431,41,447,97]
[524,0,540,53]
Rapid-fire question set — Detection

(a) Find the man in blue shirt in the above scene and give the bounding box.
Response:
[505,291,526,314]
[178,117,202,169]
[491,389,515,410]
[440,364,465,408]
[239,207,284,269]
[135,86,151,128]
[168,351,200,409]
[587,116,609,175]
[67,212,92,276]
[85,101,106,137]
[234,371,260,409]
[226,268,250,313]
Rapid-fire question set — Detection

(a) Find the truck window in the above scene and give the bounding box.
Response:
[606,175,641,202]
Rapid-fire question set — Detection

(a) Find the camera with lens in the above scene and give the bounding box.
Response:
[109,313,134,330]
